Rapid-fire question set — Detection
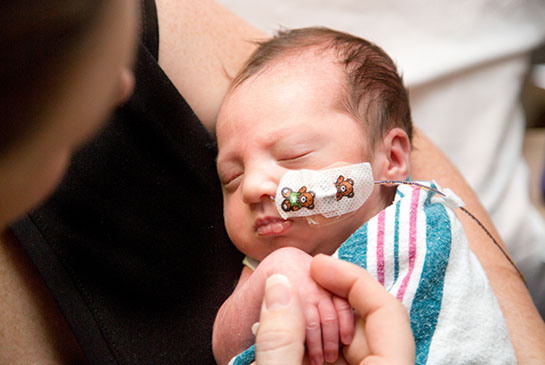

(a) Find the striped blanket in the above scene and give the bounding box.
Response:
[336,182,514,364]
[232,182,515,364]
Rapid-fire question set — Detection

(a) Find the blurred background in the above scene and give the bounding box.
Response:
[523,46,545,219]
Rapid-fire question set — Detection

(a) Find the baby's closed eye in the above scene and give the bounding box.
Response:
[217,163,243,189]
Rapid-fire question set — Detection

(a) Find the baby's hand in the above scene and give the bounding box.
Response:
[260,248,355,365]
[300,282,354,365]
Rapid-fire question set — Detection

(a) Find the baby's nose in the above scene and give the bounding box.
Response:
[241,169,277,205]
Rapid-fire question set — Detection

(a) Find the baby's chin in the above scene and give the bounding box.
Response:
[242,238,316,262]
[273,235,345,258]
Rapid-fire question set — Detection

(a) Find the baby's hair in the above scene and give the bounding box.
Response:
[231,27,413,150]
[0,0,107,154]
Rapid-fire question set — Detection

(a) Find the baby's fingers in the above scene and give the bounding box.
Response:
[304,305,324,365]
[318,299,340,363]
[333,295,355,345]
[311,255,414,364]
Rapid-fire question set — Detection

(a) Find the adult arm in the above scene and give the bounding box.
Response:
[410,128,545,362]
[0,230,85,364]
[156,0,267,132]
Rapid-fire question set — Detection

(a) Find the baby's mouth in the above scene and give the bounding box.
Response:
[254,217,292,236]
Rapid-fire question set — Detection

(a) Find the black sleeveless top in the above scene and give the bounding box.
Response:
[11,1,242,363]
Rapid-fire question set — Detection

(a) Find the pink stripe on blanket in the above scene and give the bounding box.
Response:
[397,187,420,301]
[376,210,386,285]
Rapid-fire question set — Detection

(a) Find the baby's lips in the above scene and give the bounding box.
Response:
[254,216,292,236]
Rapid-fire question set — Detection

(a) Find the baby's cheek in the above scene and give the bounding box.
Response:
[225,210,242,238]
[225,205,251,247]
[223,195,240,225]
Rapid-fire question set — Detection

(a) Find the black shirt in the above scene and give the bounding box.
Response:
[11,1,242,363]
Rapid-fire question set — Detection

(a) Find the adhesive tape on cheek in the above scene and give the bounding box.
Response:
[274,162,374,219]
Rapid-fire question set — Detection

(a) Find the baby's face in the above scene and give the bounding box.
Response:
[216,57,385,260]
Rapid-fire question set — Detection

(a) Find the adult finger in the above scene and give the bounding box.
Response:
[255,274,306,365]
[342,316,370,364]
[310,255,414,364]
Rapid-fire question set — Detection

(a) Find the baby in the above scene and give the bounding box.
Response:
[213,27,515,365]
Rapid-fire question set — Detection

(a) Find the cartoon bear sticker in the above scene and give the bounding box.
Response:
[280,186,315,212]
[335,175,354,201]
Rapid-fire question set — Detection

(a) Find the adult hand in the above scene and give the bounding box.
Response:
[255,256,415,364]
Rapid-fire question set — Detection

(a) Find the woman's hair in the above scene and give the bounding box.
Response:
[231,27,413,149]
[0,0,108,153]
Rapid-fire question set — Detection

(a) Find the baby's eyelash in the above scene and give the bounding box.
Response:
[222,172,243,188]
[217,162,242,185]
[278,151,312,162]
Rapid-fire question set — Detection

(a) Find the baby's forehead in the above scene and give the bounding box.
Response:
[225,50,346,107]
[248,48,342,82]
[216,49,372,144]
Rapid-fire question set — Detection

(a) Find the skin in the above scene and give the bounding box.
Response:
[256,257,415,365]
[255,273,307,365]
[214,247,354,364]
[214,51,411,365]
[216,53,410,261]
[0,0,138,362]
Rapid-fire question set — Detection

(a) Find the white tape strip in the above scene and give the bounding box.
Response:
[275,162,374,219]
[430,180,465,210]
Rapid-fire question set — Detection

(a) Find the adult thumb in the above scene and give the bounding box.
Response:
[255,274,306,365]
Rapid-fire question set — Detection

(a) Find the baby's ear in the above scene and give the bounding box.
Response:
[373,128,411,181]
